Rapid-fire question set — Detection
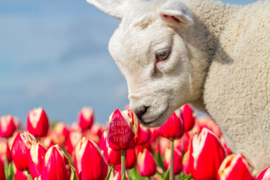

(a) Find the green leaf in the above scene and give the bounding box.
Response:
[163,168,170,180]
[179,174,193,180]
[70,164,79,180]
[105,166,113,180]
[121,174,125,180]
[128,168,148,180]
[156,151,165,171]
[155,172,163,180]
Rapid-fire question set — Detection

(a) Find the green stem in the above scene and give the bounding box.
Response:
[170,140,174,180]
[121,150,126,179]
[112,166,115,177]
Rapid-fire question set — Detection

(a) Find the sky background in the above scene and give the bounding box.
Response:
[0,0,256,126]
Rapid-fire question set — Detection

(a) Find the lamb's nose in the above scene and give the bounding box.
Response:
[134,106,149,120]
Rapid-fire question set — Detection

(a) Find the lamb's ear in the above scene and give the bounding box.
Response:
[86,0,142,20]
[159,0,194,27]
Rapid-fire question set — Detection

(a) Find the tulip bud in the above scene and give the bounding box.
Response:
[11,132,37,171]
[149,127,160,144]
[257,166,270,180]
[41,136,55,149]
[164,148,182,175]
[28,142,47,178]
[0,138,12,165]
[54,122,69,139]
[41,145,71,180]
[182,151,190,175]
[137,126,150,145]
[218,154,256,180]
[65,131,82,155]
[0,115,16,138]
[181,104,195,132]
[137,149,157,177]
[175,132,191,154]
[107,109,140,151]
[102,133,121,166]
[74,137,108,180]
[27,107,49,137]
[0,162,5,180]
[115,149,137,171]
[190,128,226,180]
[78,107,94,132]
[89,124,103,138]
[160,109,184,140]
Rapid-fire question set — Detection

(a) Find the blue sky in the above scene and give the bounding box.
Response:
[0,0,256,126]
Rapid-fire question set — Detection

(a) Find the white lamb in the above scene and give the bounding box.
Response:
[87,0,270,172]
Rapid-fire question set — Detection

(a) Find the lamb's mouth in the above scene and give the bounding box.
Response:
[138,104,169,127]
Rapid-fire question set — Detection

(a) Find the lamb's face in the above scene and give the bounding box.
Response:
[109,7,194,127]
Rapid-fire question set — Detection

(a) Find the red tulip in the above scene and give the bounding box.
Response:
[54,122,69,138]
[137,126,150,145]
[0,162,5,180]
[74,137,108,180]
[11,132,37,171]
[102,133,121,166]
[0,138,12,165]
[115,149,137,171]
[154,137,170,155]
[0,115,16,138]
[182,151,190,175]
[41,136,55,149]
[218,154,256,180]
[107,109,140,151]
[175,132,191,154]
[160,109,184,140]
[78,107,94,132]
[220,136,233,155]
[28,142,47,178]
[27,107,49,137]
[164,148,182,175]
[13,116,21,131]
[89,123,103,138]
[137,149,157,177]
[41,145,71,180]
[65,131,82,155]
[191,117,222,138]
[149,127,160,144]
[181,104,195,132]
[257,166,270,180]
[14,165,28,180]
[190,128,226,180]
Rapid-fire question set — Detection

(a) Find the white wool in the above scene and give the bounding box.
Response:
[87,0,270,172]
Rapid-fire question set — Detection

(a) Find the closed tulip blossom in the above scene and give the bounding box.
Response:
[137,126,150,145]
[0,138,12,165]
[28,142,47,178]
[41,145,71,180]
[11,132,37,171]
[257,166,270,180]
[218,154,256,180]
[190,128,226,180]
[181,104,196,132]
[41,136,55,149]
[78,107,94,132]
[65,130,82,155]
[0,162,5,180]
[54,122,69,138]
[103,136,121,166]
[164,148,182,175]
[137,149,157,177]
[27,107,49,137]
[0,115,16,138]
[107,109,140,151]
[74,137,108,180]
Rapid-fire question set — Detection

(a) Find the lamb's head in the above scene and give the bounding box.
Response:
[87,0,202,127]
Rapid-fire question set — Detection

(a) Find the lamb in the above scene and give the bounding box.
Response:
[86,0,270,172]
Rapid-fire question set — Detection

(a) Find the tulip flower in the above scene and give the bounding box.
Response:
[175,132,191,154]
[220,136,233,155]
[164,148,182,175]
[102,133,121,166]
[0,162,5,180]
[137,126,150,145]
[41,136,55,149]
[107,109,140,151]
[14,167,28,180]
[149,127,160,144]
[74,137,108,180]
[13,116,21,130]
[154,137,170,156]
[160,109,184,140]
[28,142,47,178]
[190,128,226,180]
[27,107,49,137]
[65,131,82,155]
[218,154,256,180]
[41,145,71,180]
[11,132,37,171]
[191,117,222,138]
[0,138,12,165]
[78,107,94,132]
[257,166,270,180]
[181,104,195,132]
[0,115,16,138]
[54,122,69,138]
[112,171,129,180]
[182,151,190,175]
[89,123,103,138]
[137,149,157,177]
[115,149,137,170]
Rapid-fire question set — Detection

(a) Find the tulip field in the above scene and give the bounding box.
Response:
[0,105,269,180]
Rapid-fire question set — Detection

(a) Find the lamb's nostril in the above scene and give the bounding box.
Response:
[135,106,149,120]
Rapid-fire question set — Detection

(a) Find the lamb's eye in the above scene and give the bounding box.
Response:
[156,49,170,61]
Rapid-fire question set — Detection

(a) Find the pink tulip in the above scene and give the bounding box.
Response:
[218,154,256,180]
[181,104,195,132]
[190,128,226,180]
[0,115,16,138]
[115,149,137,171]
[182,151,190,175]
[27,107,49,137]
[137,126,150,145]
[0,162,5,180]
[41,145,71,180]
[107,109,140,151]
[0,138,12,165]
[257,166,270,180]
[74,137,108,180]
[160,109,184,140]
[11,132,37,171]
[137,149,157,177]
[28,142,47,178]
[164,148,182,175]
[78,107,94,132]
